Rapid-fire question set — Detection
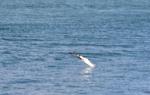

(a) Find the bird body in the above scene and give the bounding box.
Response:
[74,54,95,68]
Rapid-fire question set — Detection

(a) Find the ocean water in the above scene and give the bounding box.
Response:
[0,0,150,95]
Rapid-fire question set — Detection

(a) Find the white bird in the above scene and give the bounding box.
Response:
[75,54,95,68]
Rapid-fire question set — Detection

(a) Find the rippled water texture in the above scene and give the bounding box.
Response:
[0,0,150,95]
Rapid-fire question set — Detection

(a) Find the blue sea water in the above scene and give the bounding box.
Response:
[0,0,150,95]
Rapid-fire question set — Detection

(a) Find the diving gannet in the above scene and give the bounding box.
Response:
[74,53,95,68]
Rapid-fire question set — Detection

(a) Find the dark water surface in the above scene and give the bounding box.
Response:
[0,0,150,95]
